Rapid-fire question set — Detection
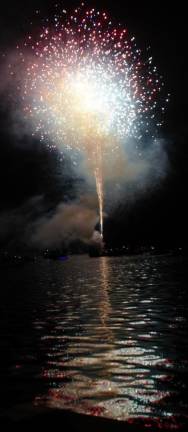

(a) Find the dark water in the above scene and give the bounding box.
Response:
[1,254,188,425]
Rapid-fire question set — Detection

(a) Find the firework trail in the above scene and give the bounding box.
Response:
[12,2,167,237]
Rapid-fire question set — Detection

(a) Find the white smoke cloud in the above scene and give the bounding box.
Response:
[31,197,99,249]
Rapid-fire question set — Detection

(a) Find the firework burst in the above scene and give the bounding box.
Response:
[11,3,167,236]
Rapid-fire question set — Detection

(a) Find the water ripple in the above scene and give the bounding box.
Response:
[1,254,188,424]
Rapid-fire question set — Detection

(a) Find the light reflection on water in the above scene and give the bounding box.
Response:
[1,254,188,422]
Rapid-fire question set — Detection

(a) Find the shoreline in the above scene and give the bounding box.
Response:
[1,406,188,431]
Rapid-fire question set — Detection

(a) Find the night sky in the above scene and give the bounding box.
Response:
[0,1,187,250]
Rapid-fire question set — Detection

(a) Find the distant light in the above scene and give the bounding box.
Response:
[58,256,68,261]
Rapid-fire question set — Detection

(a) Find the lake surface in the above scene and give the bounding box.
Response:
[1,254,188,426]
